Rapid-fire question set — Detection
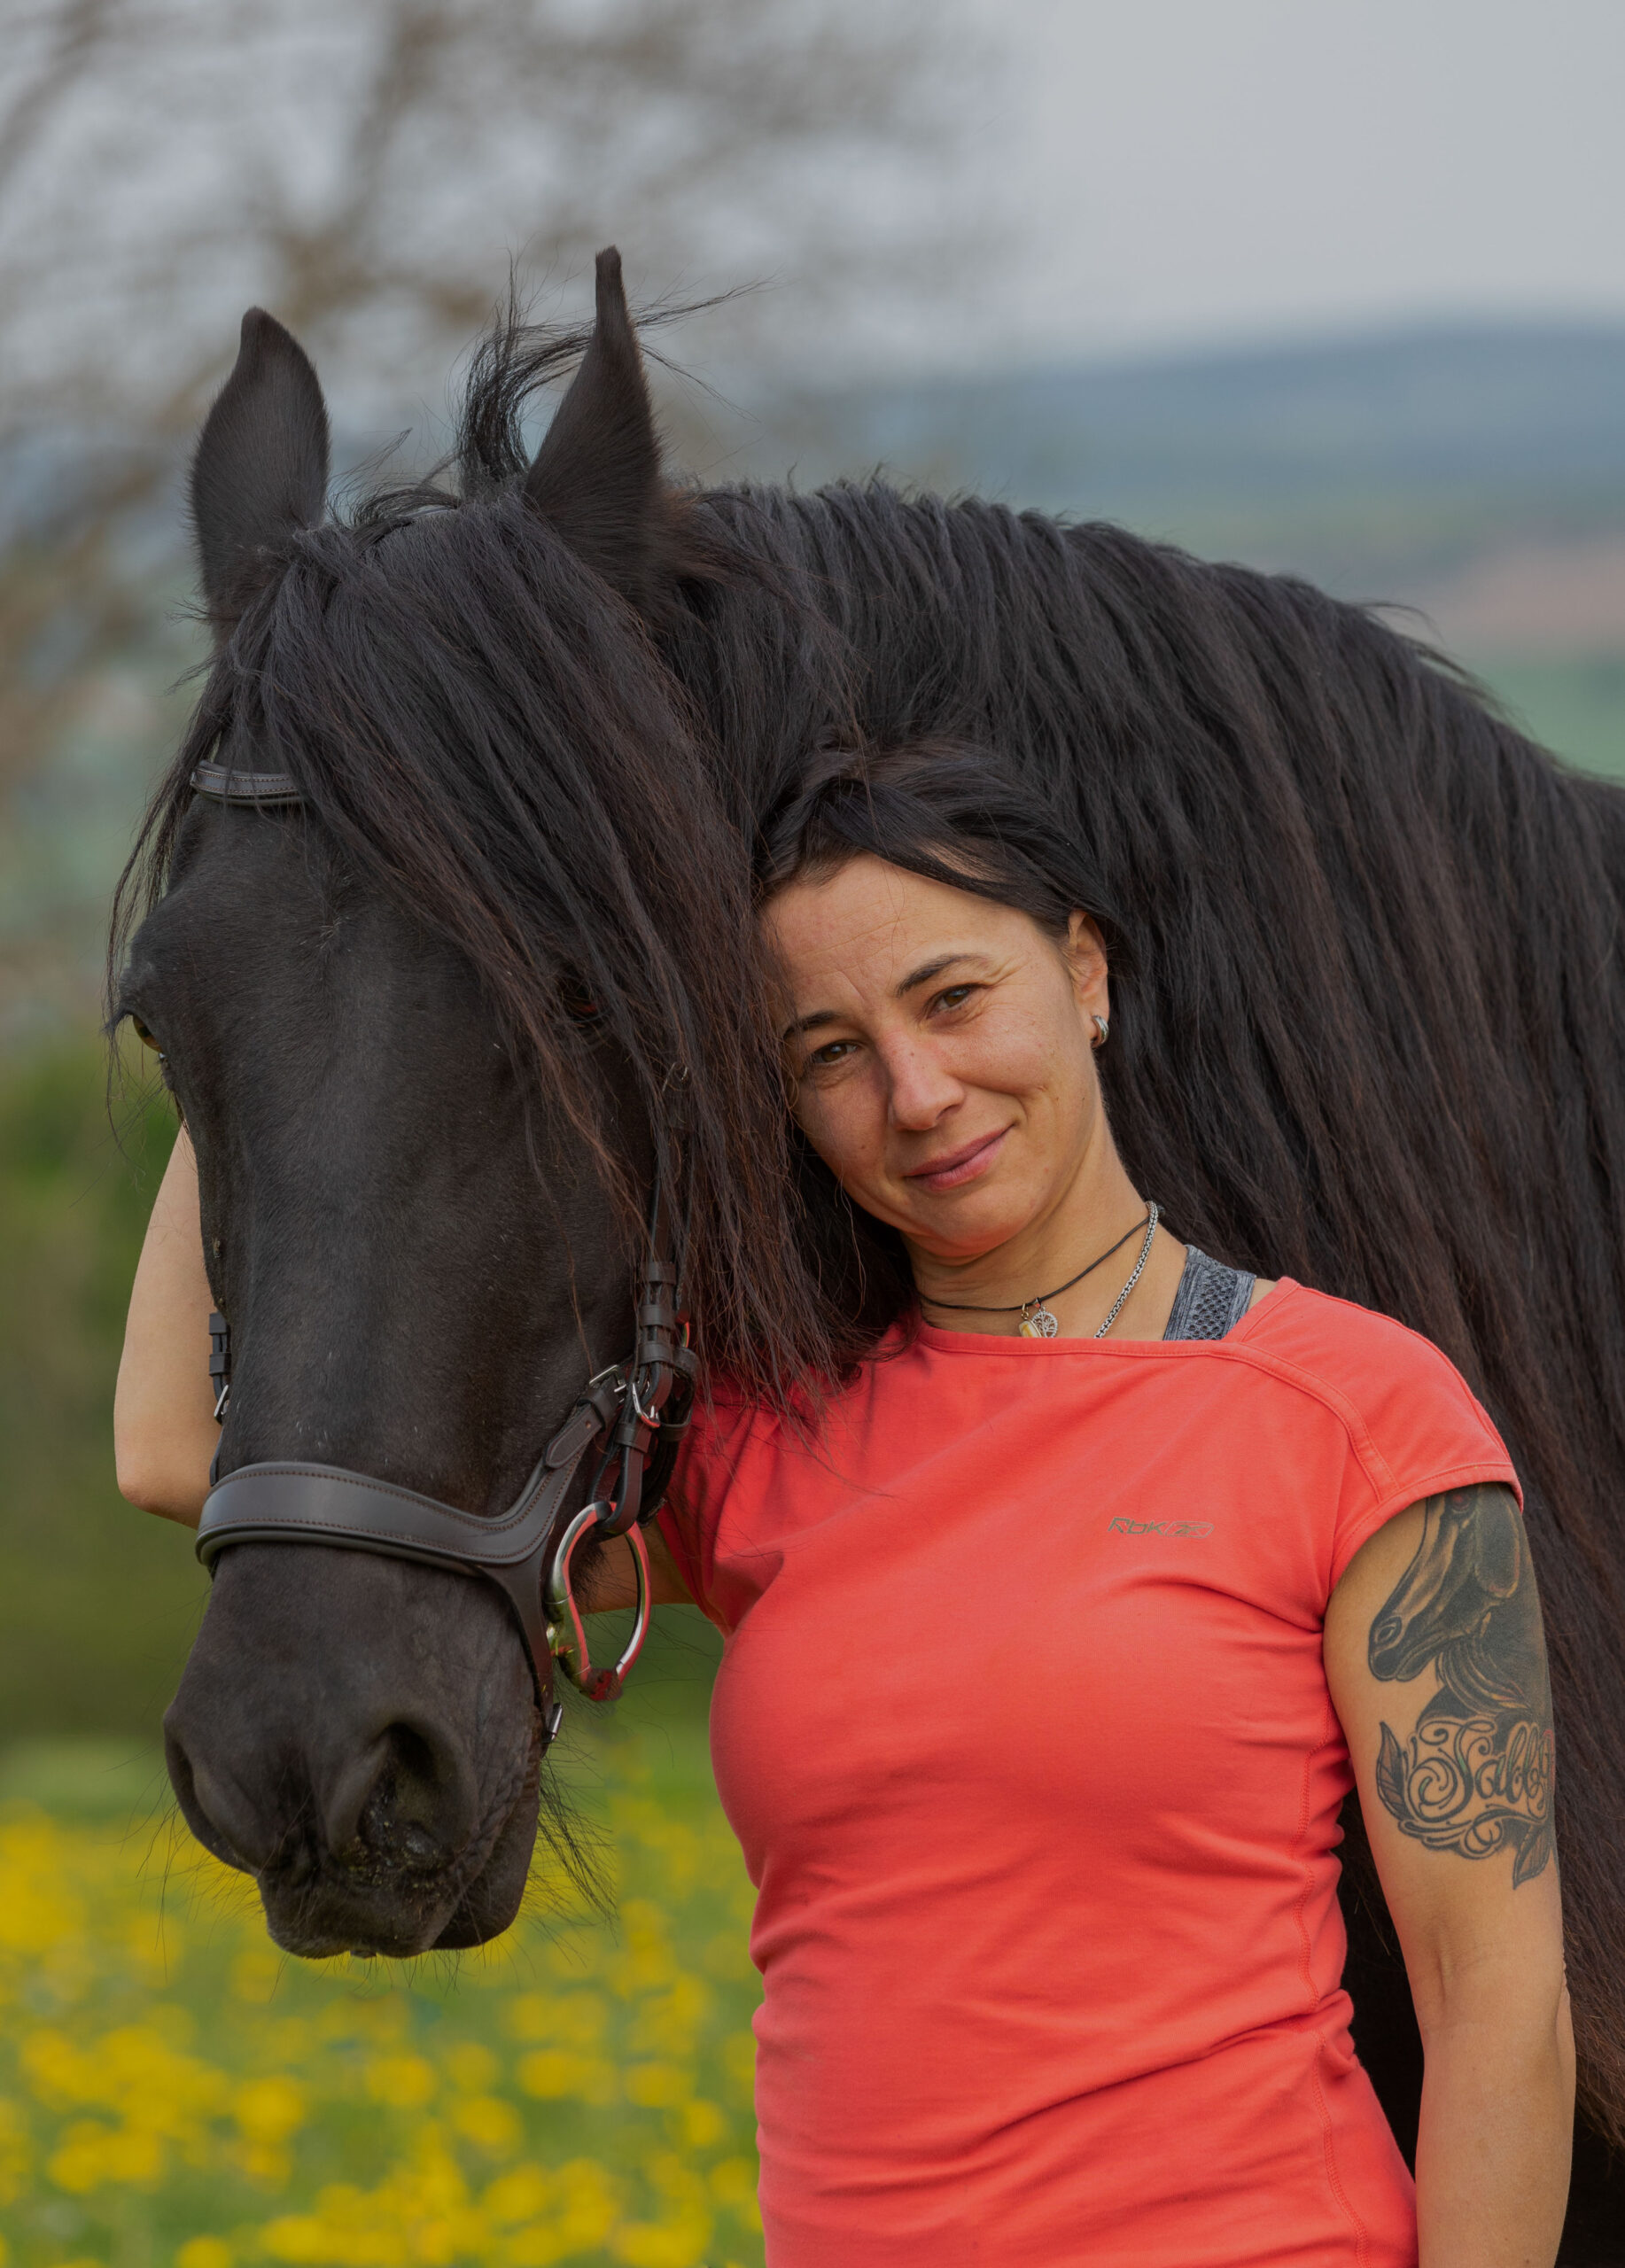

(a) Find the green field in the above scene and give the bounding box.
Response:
[0,1723,762,2268]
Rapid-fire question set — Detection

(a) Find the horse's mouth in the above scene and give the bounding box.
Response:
[256,1730,544,1960]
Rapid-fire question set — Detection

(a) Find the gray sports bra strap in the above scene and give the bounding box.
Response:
[1164,1244,1256,1341]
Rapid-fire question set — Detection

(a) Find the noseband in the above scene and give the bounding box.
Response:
[189,758,696,1728]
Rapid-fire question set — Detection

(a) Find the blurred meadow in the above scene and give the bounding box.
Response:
[6,1,1625,2262]
[0,1717,760,2268]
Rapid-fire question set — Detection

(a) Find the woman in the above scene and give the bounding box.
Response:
[118,744,1573,2266]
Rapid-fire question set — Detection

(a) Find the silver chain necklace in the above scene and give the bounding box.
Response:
[919,1202,1161,1339]
[1074,1202,1160,1340]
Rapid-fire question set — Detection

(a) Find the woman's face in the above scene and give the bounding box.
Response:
[761,854,1111,1264]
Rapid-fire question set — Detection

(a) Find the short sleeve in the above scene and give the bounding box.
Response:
[1319,1305,1522,1590]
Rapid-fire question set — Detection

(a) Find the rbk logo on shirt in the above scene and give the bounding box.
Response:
[1108,1517,1215,1537]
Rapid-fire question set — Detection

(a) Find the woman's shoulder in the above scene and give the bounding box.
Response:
[1236,1276,1466,1371]
[1231,1278,1515,1491]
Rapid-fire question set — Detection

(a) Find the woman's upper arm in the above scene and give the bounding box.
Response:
[1324,1485,1566,2032]
[581,1523,696,1612]
[113,1129,218,1526]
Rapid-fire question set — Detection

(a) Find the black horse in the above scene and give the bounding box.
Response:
[114,252,1625,2255]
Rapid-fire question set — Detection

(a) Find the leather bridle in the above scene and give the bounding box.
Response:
[188,757,696,1733]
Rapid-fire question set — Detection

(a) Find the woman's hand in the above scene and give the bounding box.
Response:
[1326,1487,1574,2268]
[114,1130,219,1526]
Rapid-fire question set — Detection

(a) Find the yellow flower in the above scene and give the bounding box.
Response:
[610,2214,712,2268]
[450,2093,521,2155]
[514,2049,615,2105]
[46,2115,165,2193]
[481,2163,552,2225]
[176,2239,235,2268]
[235,2074,307,2144]
[673,2098,728,2149]
[505,1991,607,2047]
[363,2054,437,2109]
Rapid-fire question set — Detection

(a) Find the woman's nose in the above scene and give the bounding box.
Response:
[882,1038,962,1130]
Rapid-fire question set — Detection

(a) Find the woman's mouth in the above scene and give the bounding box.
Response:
[903,1129,1008,1192]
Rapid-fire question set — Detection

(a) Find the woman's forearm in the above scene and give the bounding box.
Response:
[1415,1991,1574,2268]
[114,1130,218,1526]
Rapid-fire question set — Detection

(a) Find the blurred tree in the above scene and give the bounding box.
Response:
[0,0,975,1021]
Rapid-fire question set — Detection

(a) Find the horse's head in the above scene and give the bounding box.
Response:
[1367,1485,1522,1684]
[117,255,797,1957]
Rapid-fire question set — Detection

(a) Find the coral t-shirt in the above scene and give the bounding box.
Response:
[656,1281,1520,2268]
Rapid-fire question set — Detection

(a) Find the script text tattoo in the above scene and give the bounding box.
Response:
[1366,1484,1554,1887]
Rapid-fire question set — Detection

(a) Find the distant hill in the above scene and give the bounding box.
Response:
[727,322,1625,602]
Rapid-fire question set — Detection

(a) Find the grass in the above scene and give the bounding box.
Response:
[0,1717,761,2268]
[0,1045,206,1739]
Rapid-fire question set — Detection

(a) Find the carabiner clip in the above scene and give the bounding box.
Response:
[543,1505,650,1704]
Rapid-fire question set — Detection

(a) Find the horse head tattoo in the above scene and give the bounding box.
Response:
[1368,1486,1554,1889]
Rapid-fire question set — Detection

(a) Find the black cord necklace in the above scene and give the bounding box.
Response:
[920,1206,1158,1339]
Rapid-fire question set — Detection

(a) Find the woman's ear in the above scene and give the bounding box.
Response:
[1065,913,1110,1020]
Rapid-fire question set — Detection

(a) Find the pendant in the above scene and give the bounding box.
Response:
[1018,1303,1060,1339]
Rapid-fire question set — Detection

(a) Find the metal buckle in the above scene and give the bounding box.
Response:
[543,1505,650,1703]
[626,1374,665,1429]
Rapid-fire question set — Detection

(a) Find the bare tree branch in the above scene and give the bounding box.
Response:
[0,0,986,1020]
[0,0,116,193]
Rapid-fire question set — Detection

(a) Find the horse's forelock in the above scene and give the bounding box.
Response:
[116,486,827,1410]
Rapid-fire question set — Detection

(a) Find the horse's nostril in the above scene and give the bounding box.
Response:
[321,1718,477,1873]
[164,1717,265,1873]
[1372,1617,1401,1651]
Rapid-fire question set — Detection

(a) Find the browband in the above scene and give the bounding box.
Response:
[190,758,302,804]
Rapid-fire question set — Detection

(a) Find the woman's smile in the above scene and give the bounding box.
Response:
[902,1126,1010,1192]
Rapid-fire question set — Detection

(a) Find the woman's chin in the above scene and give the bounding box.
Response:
[899,1199,1033,1269]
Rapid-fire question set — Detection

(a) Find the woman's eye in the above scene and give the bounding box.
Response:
[806,1039,856,1072]
[930,984,977,1014]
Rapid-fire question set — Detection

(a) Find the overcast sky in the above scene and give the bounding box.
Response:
[961,0,1625,365]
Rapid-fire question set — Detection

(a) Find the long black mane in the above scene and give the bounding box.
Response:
[119,315,1625,2147]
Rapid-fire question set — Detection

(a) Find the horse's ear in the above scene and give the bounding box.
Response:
[190,309,330,633]
[1477,1489,1524,1599]
[524,247,670,610]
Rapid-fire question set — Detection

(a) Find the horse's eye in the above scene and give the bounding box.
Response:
[130,1015,163,1054]
[560,974,602,1027]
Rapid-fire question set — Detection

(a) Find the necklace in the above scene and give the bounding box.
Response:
[920,1204,1159,1339]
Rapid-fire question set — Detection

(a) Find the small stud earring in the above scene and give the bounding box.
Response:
[1092,1014,1109,1049]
